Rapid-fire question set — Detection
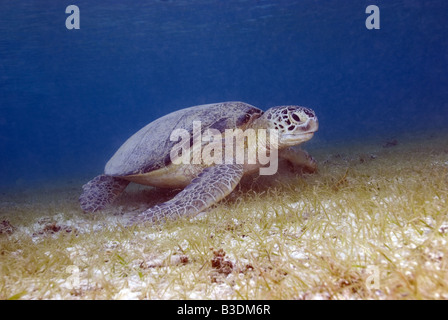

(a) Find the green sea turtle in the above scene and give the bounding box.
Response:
[79,101,318,224]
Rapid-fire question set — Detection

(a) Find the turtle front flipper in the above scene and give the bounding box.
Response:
[129,164,244,225]
[79,175,130,212]
[279,147,317,173]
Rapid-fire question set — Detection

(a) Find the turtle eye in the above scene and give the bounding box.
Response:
[291,112,303,123]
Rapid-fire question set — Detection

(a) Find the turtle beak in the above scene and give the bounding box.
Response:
[280,132,314,145]
[279,118,318,146]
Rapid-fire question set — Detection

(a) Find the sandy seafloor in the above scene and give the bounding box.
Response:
[0,131,447,300]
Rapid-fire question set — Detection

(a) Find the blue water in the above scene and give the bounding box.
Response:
[1,0,447,186]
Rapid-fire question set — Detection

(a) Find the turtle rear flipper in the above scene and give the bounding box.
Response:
[129,164,244,225]
[79,175,130,212]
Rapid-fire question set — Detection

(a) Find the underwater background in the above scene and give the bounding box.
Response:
[1,0,447,187]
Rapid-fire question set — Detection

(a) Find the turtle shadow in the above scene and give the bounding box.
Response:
[113,185,182,213]
[238,162,310,194]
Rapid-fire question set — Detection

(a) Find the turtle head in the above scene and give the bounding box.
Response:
[254,106,318,147]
